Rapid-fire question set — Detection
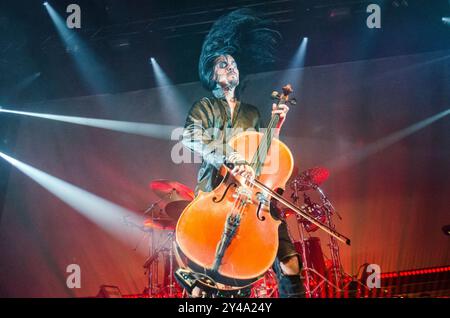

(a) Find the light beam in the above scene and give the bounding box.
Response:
[0,108,178,140]
[326,108,450,171]
[0,151,147,252]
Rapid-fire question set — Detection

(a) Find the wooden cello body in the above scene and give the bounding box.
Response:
[176,129,294,286]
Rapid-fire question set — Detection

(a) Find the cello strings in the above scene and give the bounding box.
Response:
[251,108,278,171]
[229,100,284,227]
[233,108,279,218]
[250,101,278,168]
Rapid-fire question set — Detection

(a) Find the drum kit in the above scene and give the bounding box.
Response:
[125,167,350,298]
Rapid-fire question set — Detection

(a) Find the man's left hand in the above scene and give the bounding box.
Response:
[272,103,289,129]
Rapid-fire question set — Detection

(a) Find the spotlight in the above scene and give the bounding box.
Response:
[44,1,110,93]
[149,57,155,64]
[43,2,48,6]
[442,17,450,25]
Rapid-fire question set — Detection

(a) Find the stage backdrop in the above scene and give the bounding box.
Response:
[0,50,449,297]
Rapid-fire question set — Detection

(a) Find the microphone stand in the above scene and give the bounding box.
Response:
[142,189,177,297]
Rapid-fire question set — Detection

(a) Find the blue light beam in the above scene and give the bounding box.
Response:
[44,3,110,94]
[149,58,186,124]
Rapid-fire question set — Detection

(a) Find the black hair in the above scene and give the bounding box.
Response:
[198,8,281,91]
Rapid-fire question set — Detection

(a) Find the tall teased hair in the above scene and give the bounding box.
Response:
[198,8,281,91]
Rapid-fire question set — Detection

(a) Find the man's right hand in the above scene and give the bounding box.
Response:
[227,152,255,181]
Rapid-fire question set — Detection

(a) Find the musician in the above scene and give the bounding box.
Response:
[181,9,304,298]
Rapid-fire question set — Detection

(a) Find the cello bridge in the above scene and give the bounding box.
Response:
[232,186,253,205]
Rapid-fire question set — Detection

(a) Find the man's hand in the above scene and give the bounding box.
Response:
[272,103,290,129]
[228,152,255,181]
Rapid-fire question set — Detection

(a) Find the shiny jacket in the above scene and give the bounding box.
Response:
[182,96,261,194]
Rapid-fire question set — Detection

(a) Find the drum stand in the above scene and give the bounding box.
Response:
[143,231,176,297]
[141,190,179,297]
[315,185,353,289]
[291,181,343,297]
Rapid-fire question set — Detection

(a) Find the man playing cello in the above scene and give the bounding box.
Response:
[180,9,304,298]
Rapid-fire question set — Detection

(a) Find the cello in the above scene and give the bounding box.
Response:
[175,85,350,290]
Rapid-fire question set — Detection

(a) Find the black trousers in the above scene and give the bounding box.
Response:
[272,220,305,298]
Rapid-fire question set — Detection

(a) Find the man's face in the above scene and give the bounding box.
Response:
[212,55,239,89]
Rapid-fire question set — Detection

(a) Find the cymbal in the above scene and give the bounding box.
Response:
[291,167,330,191]
[165,200,191,221]
[144,217,176,231]
[150,179,194,201]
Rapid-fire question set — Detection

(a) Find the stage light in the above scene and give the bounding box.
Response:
[278,36,309,89]
[0,108,178,140]
[442,17,450,25]
[149,58,187,124]
[44,2,110,94]
[0,151,147,252]
[292,37,308,69]
[43,2,48,6]
[149,58,171,87]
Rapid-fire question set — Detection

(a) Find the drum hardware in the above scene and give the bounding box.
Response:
[122,215,152,233]
[122,215,152,251]
[143,201,163,216]
[251,269,278,298]
[290,179,322,297]
[149,179,195,202]
[140,180,195,297]
[315,185,348,289]
[288,166,351,297]
[290,166,329,192]
[142,231,178,297]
